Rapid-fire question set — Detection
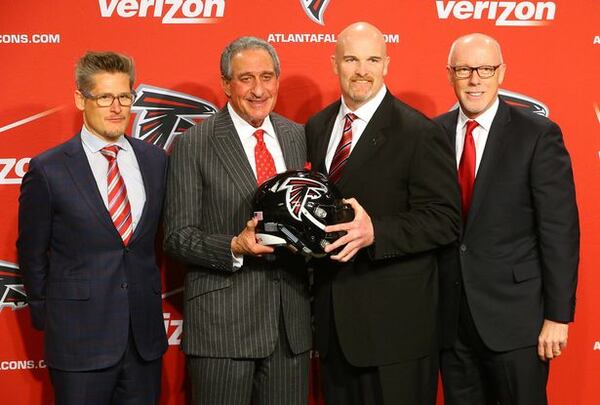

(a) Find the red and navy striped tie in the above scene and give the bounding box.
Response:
[100,145,133,245]
[329,113,357,183]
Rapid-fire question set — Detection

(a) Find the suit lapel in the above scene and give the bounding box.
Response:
[127,137,150,244]
[210,109,257,208]
[63,134,122,239]
[314,103,339,174]
[335,92,392,190]
[271,113,302,170]
[440,110,459,154]
[464,100,510,234]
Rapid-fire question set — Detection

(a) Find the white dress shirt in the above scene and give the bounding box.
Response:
[454,97,500,175]
[81,126,146,231]
[227,103,287,177]
[325,85,387,171]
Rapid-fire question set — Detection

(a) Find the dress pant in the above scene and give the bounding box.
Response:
[49,330,162,405]
[440,293,549,405]
[321,312,437,405]
[187,315,309,405]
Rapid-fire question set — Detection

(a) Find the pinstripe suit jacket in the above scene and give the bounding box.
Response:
[164,108,311,358]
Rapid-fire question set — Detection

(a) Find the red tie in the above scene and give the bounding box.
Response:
[100,145,133,245]
[458,120,479,219]
[329,113,357,183]
[254,129,277,185]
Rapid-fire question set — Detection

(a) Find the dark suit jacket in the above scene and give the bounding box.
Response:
[17,134,168,371]
[163,108,311,358]
[435,100,579,351]
[306,91,461,367]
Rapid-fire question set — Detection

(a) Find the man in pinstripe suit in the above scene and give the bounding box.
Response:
[164,37,311,404]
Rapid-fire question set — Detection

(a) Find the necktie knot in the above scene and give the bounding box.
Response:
[466,120,479,135]
[253,129,266,144]
[346,113,357,123]
[100,145,120,162]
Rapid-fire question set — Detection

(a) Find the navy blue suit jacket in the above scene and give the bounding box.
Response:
[17,133,168,371]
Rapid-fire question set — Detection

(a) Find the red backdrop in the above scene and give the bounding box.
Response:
[1,1,599,403]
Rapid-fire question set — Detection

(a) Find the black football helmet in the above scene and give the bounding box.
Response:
[253,170,354,258]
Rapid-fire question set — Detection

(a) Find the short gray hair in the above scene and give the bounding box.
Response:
[220,37,280,80]
[75,51,135,93]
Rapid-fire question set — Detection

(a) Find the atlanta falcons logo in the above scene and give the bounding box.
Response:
[300,0,331,25]
[278,177,328,226]
[0,260,27,312]
[451,89,549,117]
[131,84,218,152]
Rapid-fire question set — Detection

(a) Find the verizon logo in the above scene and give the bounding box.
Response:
[0,158,30,185]
[436,1,556,26]
[98,0,225,24]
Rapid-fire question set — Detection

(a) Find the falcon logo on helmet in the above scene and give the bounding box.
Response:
[254,170,354,258]
[280,177,328,223]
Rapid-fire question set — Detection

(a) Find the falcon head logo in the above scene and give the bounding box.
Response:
[131,84,218,152]
[278,176,328,227]
[300,0,331,25]
[0,260,27,312]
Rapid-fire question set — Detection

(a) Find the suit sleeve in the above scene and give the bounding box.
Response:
[17,158,52,330]
[531,122,579,322]
[370,123,461,260]
[163,130,237,272]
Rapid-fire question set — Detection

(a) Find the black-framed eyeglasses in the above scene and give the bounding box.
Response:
[79,90,137,107]
[450,65,502,79]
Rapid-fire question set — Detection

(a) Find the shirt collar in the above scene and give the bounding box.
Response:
[457,97,499,132]
[340,85,387,123]
[227,103,276,141]
[80,125,129,153]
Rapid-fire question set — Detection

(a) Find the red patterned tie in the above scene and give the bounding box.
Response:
[100,145,133,245]
[458,120,479,219]
[253,129,277,185]
[329,113,357,183]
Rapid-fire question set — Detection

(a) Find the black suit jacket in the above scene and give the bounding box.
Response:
[306,91,461,367]
[435,100,579,351]
[18,134,168,371]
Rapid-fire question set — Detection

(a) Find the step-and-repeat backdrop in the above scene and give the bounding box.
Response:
[1,1,599,403]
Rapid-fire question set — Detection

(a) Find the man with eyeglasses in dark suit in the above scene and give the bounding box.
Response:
[435,33,579,405]
[18,51,168,404]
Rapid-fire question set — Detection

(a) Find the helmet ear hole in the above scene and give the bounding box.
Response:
[252,170,352,258]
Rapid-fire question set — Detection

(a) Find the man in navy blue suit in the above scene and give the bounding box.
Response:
[17,51,168,404]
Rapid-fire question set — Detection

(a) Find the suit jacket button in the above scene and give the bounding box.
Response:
[455,281,460,286]
[459,244,467,253]
[124,247,130,252]
[121,282,128,289]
